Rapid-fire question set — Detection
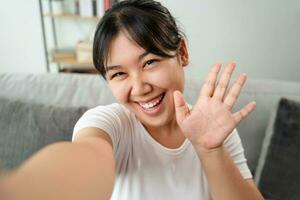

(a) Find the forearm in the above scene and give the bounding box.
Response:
[195,145,263,200]
[0,141,115,200]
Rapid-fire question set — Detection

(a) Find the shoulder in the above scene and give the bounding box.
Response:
[76,103,131,126]
[73,103,130,136]
[72,103,135,141]
[72,103,135,150]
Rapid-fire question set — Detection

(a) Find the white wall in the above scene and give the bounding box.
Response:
[0,0,47,73]
[160,0,300,82]
[0,0,300,82]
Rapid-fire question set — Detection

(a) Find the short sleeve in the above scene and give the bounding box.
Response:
[72,103,127,153]
[224,129,253,179]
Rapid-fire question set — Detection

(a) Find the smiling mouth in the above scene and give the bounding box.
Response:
[137,93,165,110]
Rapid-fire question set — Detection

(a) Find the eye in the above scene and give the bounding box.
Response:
[144,59,158,68]
[110,72,125,80]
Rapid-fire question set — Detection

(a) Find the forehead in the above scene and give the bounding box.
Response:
[107,31,146,65]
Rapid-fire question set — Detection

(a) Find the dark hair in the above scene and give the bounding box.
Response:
[93,0,184,78]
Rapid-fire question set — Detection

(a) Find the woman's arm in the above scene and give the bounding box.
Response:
[195,145,263,200]
[0,134,115,200]
[173,62,263,200]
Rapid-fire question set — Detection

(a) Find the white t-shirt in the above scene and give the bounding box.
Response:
[72,103,252,200]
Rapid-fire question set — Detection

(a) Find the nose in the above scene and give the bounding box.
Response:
[130,74,152,97]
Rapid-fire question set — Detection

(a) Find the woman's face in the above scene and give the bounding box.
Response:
[105,31,189,129]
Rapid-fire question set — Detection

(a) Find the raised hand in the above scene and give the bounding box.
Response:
[173,62,256,153]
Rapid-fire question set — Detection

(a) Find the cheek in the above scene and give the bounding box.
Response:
[109,82,131,103]
[150,65,184,91]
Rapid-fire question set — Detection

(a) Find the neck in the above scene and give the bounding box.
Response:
[143,118,186,149]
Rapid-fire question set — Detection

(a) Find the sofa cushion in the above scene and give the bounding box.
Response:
[254,98,300,199]
[0,98,88,169]
[0,73,116,108]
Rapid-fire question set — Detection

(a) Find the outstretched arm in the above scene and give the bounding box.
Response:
[174,62,263,200]
[0,130,115,200]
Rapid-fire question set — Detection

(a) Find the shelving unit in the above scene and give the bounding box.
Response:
[39,0,100,73]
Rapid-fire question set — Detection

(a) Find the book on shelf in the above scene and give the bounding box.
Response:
[92,0,97,16]
[79,0,94,17]
[104,0,110,11]
[76,41,93,63]
[78,0,116,18]
[96,0,105,17]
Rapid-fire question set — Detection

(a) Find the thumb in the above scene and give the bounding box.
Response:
[173,90,190,124]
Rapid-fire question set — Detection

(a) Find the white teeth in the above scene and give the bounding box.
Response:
[139,94,164,110]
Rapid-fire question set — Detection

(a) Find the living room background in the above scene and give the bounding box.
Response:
[0,0,300,82]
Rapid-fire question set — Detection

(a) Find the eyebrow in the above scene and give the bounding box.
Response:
[105,51,150,72]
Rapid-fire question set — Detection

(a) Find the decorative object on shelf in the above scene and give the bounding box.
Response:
[51,48,76,63]
[76,40,93,64]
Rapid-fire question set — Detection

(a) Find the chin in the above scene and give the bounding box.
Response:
[135,105,175,129]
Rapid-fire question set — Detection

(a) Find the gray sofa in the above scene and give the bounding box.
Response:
[0,73,300,198]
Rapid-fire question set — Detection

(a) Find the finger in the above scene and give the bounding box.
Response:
[213,62,236,101]
[199,63,222,97]
[224,73,247,109]
[232,101,256,124]
[173,90,190,124]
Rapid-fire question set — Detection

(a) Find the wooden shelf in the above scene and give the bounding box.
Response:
[59,67,98,74]
[53,55,97,74]
[44,13,100,20]
[51,52,93,67]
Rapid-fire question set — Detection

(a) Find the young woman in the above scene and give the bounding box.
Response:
[0,0,263,199]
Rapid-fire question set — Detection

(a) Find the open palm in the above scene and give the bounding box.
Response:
[174,62,256,151]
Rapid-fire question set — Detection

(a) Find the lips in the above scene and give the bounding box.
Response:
[137,93,165,111]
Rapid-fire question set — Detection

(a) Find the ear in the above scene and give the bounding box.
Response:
[178,38,189,67]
